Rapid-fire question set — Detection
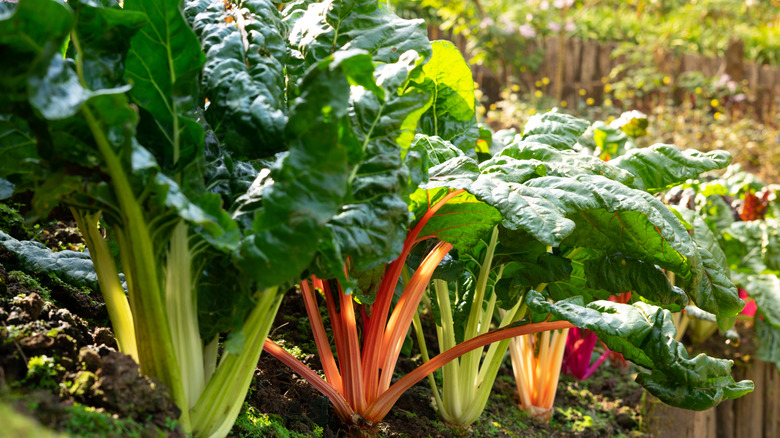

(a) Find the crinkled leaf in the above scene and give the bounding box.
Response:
[185,0,289,159]
[520,110,590,150]
[584,253,688,310]
[289,0,432,66]
[497,141,634,184]
[0,230,116,292]
[756,317,780,370]
[611,144,732,193]
[526,290,753,410]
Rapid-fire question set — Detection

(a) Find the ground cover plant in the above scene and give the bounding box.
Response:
[0,0,760,436]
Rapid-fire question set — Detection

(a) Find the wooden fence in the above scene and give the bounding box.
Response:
[644,358,780,438]
[434,28,780,123]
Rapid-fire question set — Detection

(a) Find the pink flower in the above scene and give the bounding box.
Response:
[540,0,550,10]
[479,17,494,29]
[548,21,561,32]
[564,18,575,32]
[518,24,537,38]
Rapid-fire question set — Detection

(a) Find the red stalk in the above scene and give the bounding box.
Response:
[361,189,465,401]
[263,339,355,421]
[378,240,453,393]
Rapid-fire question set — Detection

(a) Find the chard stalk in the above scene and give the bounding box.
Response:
[191,286,282,438]
[71,208,138,361]
[165,222,205,410]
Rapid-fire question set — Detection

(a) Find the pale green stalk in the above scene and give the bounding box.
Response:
[165,222,205,410]
[71,208,138,361]
[190,286,282,438]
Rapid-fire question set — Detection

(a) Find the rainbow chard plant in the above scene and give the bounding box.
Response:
[0,0,432,435]
[411,111,753,425]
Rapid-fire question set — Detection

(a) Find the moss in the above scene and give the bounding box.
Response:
[232,402,324,438]
[0,203,32,240]
[61,402,175,438]
[8,270,52,301]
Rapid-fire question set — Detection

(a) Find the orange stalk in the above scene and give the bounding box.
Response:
[301,280,342,393]
[363,320,574,422]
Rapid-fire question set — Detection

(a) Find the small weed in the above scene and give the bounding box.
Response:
[8,271,52,301]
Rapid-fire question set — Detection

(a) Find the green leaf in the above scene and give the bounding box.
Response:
[125,0,205,170]
[584,253,688,309]
[185,0,289,159]
[520,110,590,150]
[496,140,635,184]
[0,230,109,292]
[0,0,75,113]
[416,40,478,150]
[611,144,732,193]
[70,0,147,90]
[289,0,432,66]
[526,290,753,411]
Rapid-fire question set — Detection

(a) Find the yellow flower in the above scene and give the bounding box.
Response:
[696,132,703,139]
[714,112,722,120]
[711,99,720,107]
[519,66,527,72]
[542,77,550,85]
[579,89,587,96]
[604,84,612,93]
[535,80,542,88]
[662,76,671,85]
[586,97,595,105]
[534,90,543,98]
[604,98,613,107]
[528,108,537,115]
[511,84,520,92]
[607,116,616,123]
[695,87,703,95]
[601,77,608,84]
[560,100,567,108]
[489,103,497,110]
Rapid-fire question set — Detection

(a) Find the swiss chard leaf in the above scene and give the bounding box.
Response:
[520,110,590,150]
[610,144,732,193]
[416,40,479,151]
[526,290,753,410]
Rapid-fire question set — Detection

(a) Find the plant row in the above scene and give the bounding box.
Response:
[0,0,755,436]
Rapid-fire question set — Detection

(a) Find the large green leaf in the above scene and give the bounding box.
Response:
[520,110,590,150]
[756,317,780,370]
[125,0,205,170]
[289,0,432,66]
[526,291,753,410]
[611,144,732,193]
[497,141,635,184]
[0,230,109,292]
[0,0,75,113]
[185,0,289,159]
[71,0,147,90]
[236,51,376,287]
[584,253,688,309]
[416,40,478,150]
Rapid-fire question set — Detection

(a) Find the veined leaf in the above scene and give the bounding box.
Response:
[125,0,205,170]
[526,290,753,411]
[497,141,635,184]
[611,144,732,193]
[733,273,780,327]
[416,40,478,150]
[185,0,289,159]
[520,110,589,150]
